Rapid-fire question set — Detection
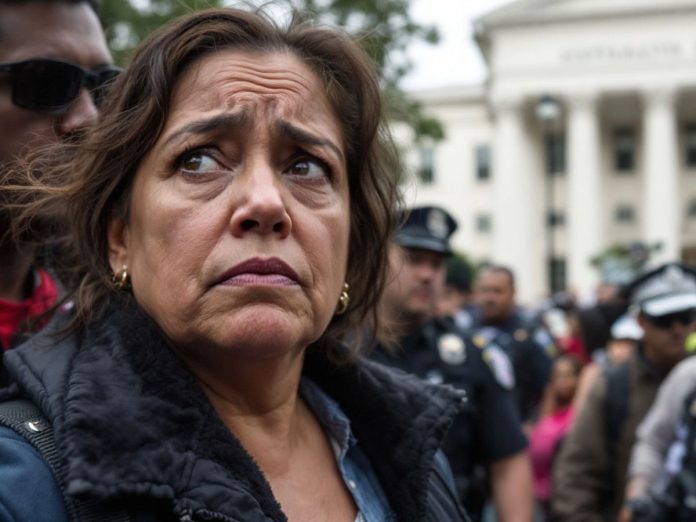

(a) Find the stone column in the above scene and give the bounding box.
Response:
[492,98,536,303]
[567,94,602,299]
[643,88,680,262]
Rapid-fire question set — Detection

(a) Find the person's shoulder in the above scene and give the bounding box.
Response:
[654,355,696,404]
[0,426,68,521]
[668,354,696,381]
[358,355,467,414]
[468,335,516,391]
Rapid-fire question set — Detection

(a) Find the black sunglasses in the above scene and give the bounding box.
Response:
[0,58,122,113]
[646,309,696,329]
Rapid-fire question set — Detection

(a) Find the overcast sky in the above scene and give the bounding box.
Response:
[402,0,513,90]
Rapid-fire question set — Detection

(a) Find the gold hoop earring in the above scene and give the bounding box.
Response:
[112,265,131,291]
[336,283,350,315]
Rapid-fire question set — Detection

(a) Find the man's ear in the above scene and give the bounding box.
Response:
[107,216,129,275]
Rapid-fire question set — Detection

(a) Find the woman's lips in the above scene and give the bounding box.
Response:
[215,257,301,287]
[221,273,298,286]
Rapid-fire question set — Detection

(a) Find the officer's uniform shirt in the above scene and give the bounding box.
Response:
[371,317,527,511]
[469,310,554,423]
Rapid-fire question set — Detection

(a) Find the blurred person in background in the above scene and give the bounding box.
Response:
[0,0,117,358]
[469,265,554,426]
[437,255,475,331]
[557,301,628,365]
[552,263,696,522]
[529,354,582,520]
[573,314,642,414]
[373,205,533,522]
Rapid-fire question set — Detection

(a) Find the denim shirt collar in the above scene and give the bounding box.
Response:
[300,377,356,459]
[300,377,393,522]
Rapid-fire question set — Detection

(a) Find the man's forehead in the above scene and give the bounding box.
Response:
[0,2,109,66]
[479,269,511,287]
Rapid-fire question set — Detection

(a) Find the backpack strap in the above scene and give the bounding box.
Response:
[604,361,631,447]
[601,361,631,511]
[0,399,130,522]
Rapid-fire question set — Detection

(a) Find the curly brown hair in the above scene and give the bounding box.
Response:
[1,7,400,358]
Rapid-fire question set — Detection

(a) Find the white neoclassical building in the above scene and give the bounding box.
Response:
[401,0,696,304]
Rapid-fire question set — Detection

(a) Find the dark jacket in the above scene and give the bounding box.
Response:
[372,317,526,518]
[0,297,468,521]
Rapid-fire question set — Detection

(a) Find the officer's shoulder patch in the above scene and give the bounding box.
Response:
[482,344,515,390]
[437,333,467,365]
[533,327,557,357]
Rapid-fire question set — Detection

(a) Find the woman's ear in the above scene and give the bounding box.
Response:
[107,216,129,275]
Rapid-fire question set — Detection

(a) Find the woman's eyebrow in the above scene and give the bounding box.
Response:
[276,120,344,163]
[162,111,250,147]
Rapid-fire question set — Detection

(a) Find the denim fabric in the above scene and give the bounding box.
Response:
[301,378,394,522]
[0,426,68,522]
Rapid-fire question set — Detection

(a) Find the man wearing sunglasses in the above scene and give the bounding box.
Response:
[554,262,696,522]
[0,1,116,353]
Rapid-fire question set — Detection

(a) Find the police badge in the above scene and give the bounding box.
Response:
[437,333,467,365]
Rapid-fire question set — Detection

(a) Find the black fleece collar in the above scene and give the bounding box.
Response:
[4,296,463,521]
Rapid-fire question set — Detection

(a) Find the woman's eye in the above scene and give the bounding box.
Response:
[286,157,329,179]
[175,150,220,174]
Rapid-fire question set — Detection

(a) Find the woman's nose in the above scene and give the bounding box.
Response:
[229,163,292,238]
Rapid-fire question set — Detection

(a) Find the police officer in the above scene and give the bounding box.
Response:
[469,265,554,424]
[372,206,533,522]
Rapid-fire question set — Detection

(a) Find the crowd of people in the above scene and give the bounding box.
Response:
[1,1,696,522]
[372,204,696,522]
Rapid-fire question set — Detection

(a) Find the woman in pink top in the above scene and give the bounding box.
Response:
[530,355,582,518]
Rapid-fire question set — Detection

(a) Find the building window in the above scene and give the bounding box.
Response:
[546,211,565,227]
[685,124,696,168]
[688,199,696,219]
[476,214,491,233]
[417,147,434,184]
[615,204,636,224]
[544,133,566,176]
[548,257,566,295]
[614,127,636,172]
[475,145,491,181]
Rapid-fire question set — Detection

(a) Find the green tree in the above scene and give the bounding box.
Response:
[99,0,442,140]
[291,0,443,140]
[100,0,225,65]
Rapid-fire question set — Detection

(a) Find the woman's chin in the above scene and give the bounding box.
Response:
[178,305,320,359]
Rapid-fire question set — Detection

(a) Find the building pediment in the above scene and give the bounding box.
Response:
[474,0,696,96]
[476,0,696,30]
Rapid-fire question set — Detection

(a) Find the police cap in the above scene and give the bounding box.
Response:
[395,206,457,255]
[625,262,696,316]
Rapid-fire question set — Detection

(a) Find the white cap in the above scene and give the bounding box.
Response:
[629,263,696,317]
[610,315,643,341]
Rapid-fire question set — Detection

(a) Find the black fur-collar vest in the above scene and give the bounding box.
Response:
[2,297,464,521]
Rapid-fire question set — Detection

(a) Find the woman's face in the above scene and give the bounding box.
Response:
[551,358,579,404]
[108,50,350,358]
